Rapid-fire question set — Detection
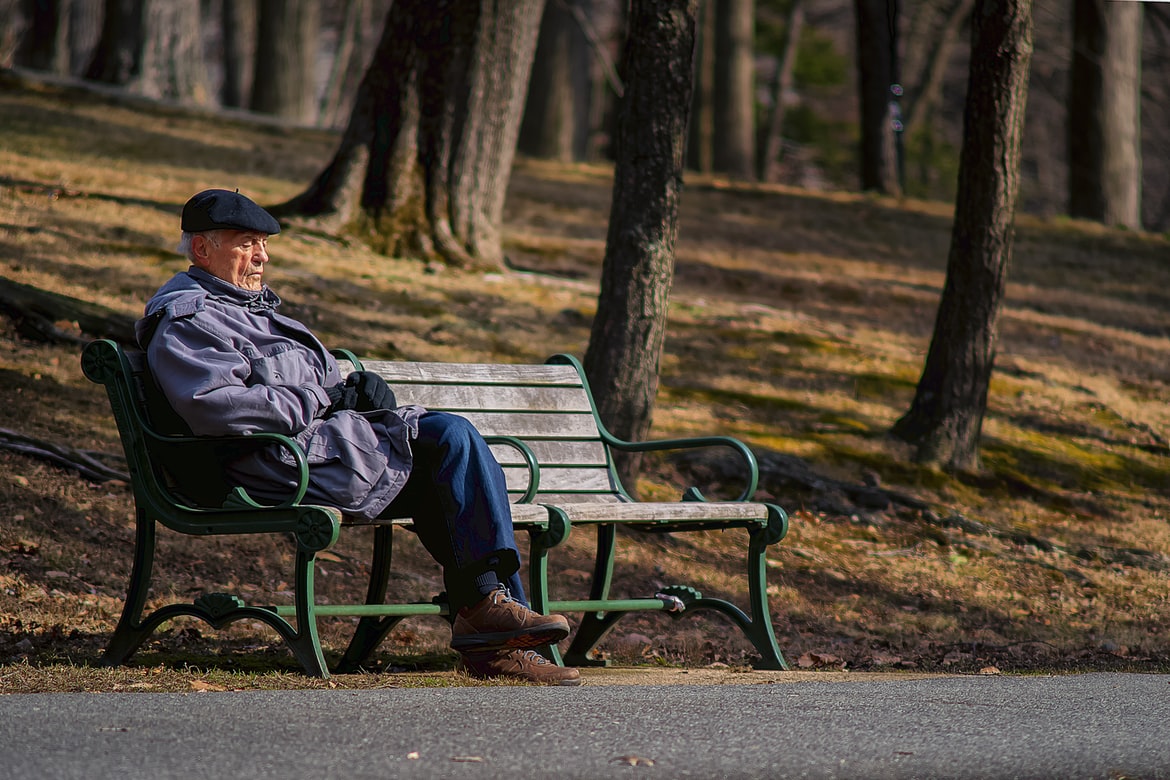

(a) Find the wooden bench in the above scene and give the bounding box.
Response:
[82,339,791,677]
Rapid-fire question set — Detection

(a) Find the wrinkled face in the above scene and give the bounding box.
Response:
[193,230,271,291]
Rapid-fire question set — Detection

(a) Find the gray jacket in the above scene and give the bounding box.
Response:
[136,267,422,520]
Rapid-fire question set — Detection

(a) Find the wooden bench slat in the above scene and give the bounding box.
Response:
[392,383,594,413]
[360,360,583,386]
[489,440,608,467]
[547,501,771,524]
[447,411,602,439]
[501,466,615,494]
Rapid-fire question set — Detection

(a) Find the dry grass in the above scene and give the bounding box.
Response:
[2,73,1169,692]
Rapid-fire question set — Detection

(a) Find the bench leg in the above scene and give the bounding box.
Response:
[561,517,790,671]
[524,517,569,667]
[563,524,619,667]
[334,525,409,673]
[100,509,160,668]
[102,511,332,677]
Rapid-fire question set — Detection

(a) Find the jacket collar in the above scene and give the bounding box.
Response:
[187,266,281,312]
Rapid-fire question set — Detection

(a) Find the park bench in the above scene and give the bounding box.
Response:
[82,338,791,677]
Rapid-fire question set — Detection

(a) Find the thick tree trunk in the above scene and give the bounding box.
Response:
[1068,0,1142,229]
[712,0,755,179]
[250,0,318,123]
[891,0,1033,471]
[583,0,697,494]
[854,0,903,196]
[273,0,544,269]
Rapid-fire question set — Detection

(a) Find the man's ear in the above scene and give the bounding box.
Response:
[190,234,212,267]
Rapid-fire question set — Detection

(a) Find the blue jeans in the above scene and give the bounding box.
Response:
[382,412,527,609]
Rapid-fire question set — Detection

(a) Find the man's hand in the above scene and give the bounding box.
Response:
[325,371,397,415]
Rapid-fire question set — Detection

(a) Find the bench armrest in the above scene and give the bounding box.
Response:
[545,353,760,503]
[142,426,311,509]
[482,435,541,503]
[605,433,760,503]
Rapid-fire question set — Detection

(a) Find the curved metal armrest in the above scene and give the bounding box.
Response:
[544,353,761,503]
[330,347,364,373]
[605,433,760,503]
[483,435,541,503]
[144,427,311,509]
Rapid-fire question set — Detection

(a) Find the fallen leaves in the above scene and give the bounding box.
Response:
[796,651,847,670]
[612,755,656,767]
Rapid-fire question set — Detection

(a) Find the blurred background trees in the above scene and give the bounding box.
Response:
[2,0,1164,231]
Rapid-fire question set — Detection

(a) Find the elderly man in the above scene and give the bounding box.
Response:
[136,189,580,685]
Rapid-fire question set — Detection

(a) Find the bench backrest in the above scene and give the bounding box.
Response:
[352,356,627,504]
[81,339,249,510]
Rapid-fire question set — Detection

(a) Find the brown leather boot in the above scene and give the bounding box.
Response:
[462,649,582,686]
[450,585,570,651]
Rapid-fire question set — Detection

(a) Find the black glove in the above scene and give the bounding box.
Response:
[324,382,358,415]
[345,370,397,412]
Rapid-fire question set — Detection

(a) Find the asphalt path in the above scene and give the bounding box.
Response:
[2,672,1168,779]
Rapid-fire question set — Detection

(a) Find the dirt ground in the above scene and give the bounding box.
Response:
[2,78,1170,691]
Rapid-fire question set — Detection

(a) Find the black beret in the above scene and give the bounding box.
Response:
[181,189,281,235]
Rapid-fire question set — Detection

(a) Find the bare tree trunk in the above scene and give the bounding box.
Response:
[758,0,804,182]
[273,0,544,269]
[221,0,255,109]
[250,0,318,123]
[82,0,204,102]
[686,0,713,173]
[1068,0,1143,229]
[903,0,974,134]
[318,0,375,129]
[15,0,73,75]
[143,0,207,103]
[84,0,146,85]
[518,0,590,161]
[891,0,1033,471]
[584,0,697,493]
[712,0,755,179]
[854,0,903,196]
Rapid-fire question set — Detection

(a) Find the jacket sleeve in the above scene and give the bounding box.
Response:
[147,314,332,437]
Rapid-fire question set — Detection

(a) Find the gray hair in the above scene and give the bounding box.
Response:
[177,230,224,261]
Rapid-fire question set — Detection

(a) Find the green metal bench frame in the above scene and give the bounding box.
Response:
[83,339,790,676]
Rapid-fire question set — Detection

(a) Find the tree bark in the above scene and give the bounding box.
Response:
[583,0,697,494]
[0,276,136,345]
[1068,0,1143,229]
[853,0,903,196]
[250,0,318,123]
[712,0,755,179]
[273,0,544,269]
[891,0,1033,471]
